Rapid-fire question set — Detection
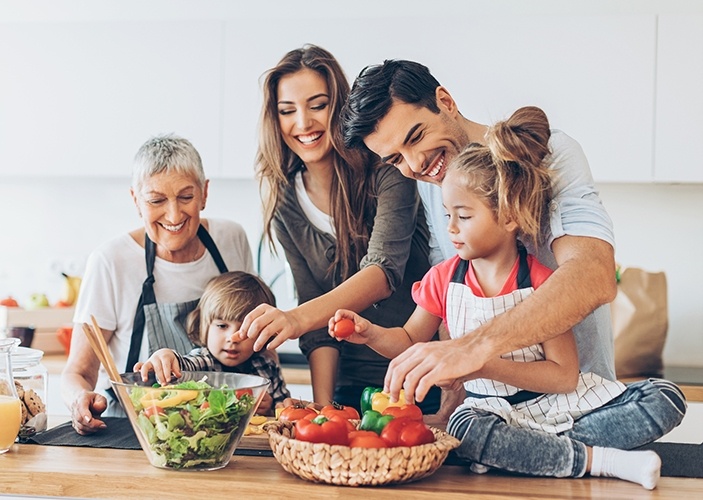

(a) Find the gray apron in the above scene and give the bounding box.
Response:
[125,224,228,372]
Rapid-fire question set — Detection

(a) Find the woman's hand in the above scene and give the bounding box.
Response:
[236,304,303,351]
[70,390,108,435]
[133,348,181,385]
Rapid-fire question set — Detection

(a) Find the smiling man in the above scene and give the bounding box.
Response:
[341,59,618,404]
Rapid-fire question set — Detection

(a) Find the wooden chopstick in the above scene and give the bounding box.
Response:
[82,318,122,383]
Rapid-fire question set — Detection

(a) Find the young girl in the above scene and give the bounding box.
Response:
[330,106,686,489]
[135,271,290,416]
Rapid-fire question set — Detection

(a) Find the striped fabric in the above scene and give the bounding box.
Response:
[446,279,625,434]
[174,347,291,406]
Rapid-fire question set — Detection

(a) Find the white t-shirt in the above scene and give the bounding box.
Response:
[73,218,254,391]
[294,171,335,236]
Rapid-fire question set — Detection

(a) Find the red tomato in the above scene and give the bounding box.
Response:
[332,318,355,339]
[235,388,253,399]
[143,405,165,419]
[278,405,318,422]
[382,403,423,421]
[348,430,389,449]
[200,401,210,410]
[380,417,435,447]
[320,402,361,421]
[0,297,19,307]
[295,417,349,446]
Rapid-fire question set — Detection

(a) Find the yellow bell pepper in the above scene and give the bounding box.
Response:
[139,388,199,409]
[370,389,406,413]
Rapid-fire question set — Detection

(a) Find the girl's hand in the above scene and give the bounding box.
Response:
[133,348,181,385]
[328,309,372,345]
[235,304,303,351]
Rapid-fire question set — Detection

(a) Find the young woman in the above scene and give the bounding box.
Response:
[330,107,686,490]
[238,45,440,414]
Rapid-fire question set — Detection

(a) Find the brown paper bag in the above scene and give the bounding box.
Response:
[611,266,668,378]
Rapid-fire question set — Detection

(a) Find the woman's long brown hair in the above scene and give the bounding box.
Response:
[256,44,376,280]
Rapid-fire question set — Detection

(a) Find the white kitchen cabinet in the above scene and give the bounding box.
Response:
[436,14,656,183]
[0,5,672,182]
[219,14,656,182]
[655,15,703,183]
[0,20,223,178]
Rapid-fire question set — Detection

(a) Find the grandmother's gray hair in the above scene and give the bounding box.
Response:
[132,134,206,191]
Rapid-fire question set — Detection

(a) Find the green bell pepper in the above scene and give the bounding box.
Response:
[360,386,383,414]
[359,410,394,435]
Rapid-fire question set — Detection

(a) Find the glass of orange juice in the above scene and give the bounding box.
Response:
[0,337,22,454]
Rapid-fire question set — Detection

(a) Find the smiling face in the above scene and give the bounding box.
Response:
[363,88,470,186]
[206,319,255,367]
[276,68,333,169]
[131,171,208,263]
[442,169,516,261]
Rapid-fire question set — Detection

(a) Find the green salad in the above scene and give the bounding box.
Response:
[128,379,255,469]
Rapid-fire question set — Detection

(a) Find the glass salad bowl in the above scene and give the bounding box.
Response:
[111,371,269,471]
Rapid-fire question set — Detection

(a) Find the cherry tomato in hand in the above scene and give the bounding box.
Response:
[333,318,355,339]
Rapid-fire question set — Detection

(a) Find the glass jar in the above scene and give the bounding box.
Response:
[12,346,48,428]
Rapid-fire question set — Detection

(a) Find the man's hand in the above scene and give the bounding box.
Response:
[383,337,489,405]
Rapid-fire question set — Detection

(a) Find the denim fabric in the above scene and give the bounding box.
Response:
[447,378,687,478]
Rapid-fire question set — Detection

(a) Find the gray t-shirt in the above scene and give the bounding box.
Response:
[418,129,616,380]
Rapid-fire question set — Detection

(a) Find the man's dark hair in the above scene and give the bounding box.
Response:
[341,60,441,150]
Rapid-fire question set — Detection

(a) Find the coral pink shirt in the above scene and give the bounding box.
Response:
[412,253,553,322]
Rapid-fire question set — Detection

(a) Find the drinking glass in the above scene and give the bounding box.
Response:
[0,337,22,454]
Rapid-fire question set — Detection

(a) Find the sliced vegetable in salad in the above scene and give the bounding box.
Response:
[128,377,255,469]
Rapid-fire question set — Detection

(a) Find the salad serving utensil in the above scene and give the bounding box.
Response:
[81,315,122,383]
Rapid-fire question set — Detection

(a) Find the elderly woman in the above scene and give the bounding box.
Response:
[61,134,254,434]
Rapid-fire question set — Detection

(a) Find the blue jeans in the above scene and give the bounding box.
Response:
[447,378,687,478]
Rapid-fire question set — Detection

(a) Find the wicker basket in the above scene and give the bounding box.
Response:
[265,420,461,486]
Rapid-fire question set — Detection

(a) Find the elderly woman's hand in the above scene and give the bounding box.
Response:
[236,304,303,351]
[70,390,108,435]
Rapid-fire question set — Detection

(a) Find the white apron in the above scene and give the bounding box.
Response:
[446,248,626,434]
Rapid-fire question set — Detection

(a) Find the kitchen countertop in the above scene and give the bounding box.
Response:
[5,355,702,498]
[4,442,697,499]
